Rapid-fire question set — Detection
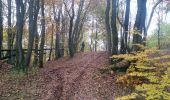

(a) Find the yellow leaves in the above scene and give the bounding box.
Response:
[115,93,138,100]
[115,49,170,99]
[149,55,170,61]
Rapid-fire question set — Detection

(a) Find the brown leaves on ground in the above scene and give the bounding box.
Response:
[0,52,123,100]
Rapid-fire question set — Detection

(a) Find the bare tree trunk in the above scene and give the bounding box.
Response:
[7,0,12,63]
[68,0,75,57]
[49,24,54,61]
[53,4,62,59]
[144,0,163,45]
[146,0,163,33]
[0,0,3,59]
[94,21,98,52]
[72,0,85,52]
[123,0,131,53]
[157,22,161,49]
[105,0,112,63]
[15,0,25,69]
[61,13,66,57]
[111,0,118,54]
[25,0,40,67]
[39,0,45,68]
[34,29,39,65]
[132,0,146,51]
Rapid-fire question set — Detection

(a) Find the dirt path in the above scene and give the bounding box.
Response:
[39,52,114,100]
[0,52,122,100]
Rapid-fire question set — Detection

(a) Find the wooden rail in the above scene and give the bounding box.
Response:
[0,48,54,60]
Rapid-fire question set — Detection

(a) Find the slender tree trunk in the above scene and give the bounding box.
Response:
[25,0,40,67]
[157,22,161,49]
[72,0,85,52]
[7,0,12,63]
[15,0,25,69]
[94,21,98,52]
[68,0,75,57]
[39,0,45,68]
[144,0,162,45]
[53,4,62,59]
[61,14,66,57]
[123,0,131,53]
[0,0,3,59]
[111,0,118,54]
[48,24,54,61]
[146,0,163,33]
[34,29,39,65]
[105,0,112,63]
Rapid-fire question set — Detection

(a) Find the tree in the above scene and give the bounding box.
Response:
[25,0,40,67]
[7,0,12,63]
[111,0,118,55]
[0,0,3,59]
[64,0,89,57]
[121,0,131,53]
[15,0,25,69]
[105,0,118,58]
[105,0,112,58]
[39,0,45,68]
[132,0,147,51]
[146,0,163,33]
[53,3,62,59]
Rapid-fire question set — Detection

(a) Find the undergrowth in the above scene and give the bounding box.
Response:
[112,49,170,100]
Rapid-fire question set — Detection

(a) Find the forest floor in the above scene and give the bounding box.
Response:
[0,52,124,100]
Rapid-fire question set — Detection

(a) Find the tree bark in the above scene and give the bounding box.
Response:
[15,0,25,69]
[68,0,75,57]
[39,0,45,68]
[105,0,112,57]
[123,0,131,53]
[7,0,12,63]
[48,24,54,61]
[132,0,147,51]
[54,5,62,59]
[25,0,40,67]
[111,0,118,55]
[0,0,3,60]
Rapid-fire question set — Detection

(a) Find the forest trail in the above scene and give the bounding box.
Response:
[34,52,117,100]
[0,52,122,100]
[39,51,116,100]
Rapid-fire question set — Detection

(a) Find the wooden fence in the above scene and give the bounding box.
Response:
[0,48,54,60]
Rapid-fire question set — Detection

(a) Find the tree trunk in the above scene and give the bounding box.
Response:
[157,22,161,49]
[15,0,25,69]
[72,0,85,52]
[39,0,45,68]
[111,0,118,55]
[34,29,39,65]
[94,21,98,52]
[0,0,3,60]
[49,24,54,61]
[25,0,40,67]
[123,0,131,53]
[132,0,146,51]
[7,0,12,63]
[68,0,75,57]
[105,0,112,63]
